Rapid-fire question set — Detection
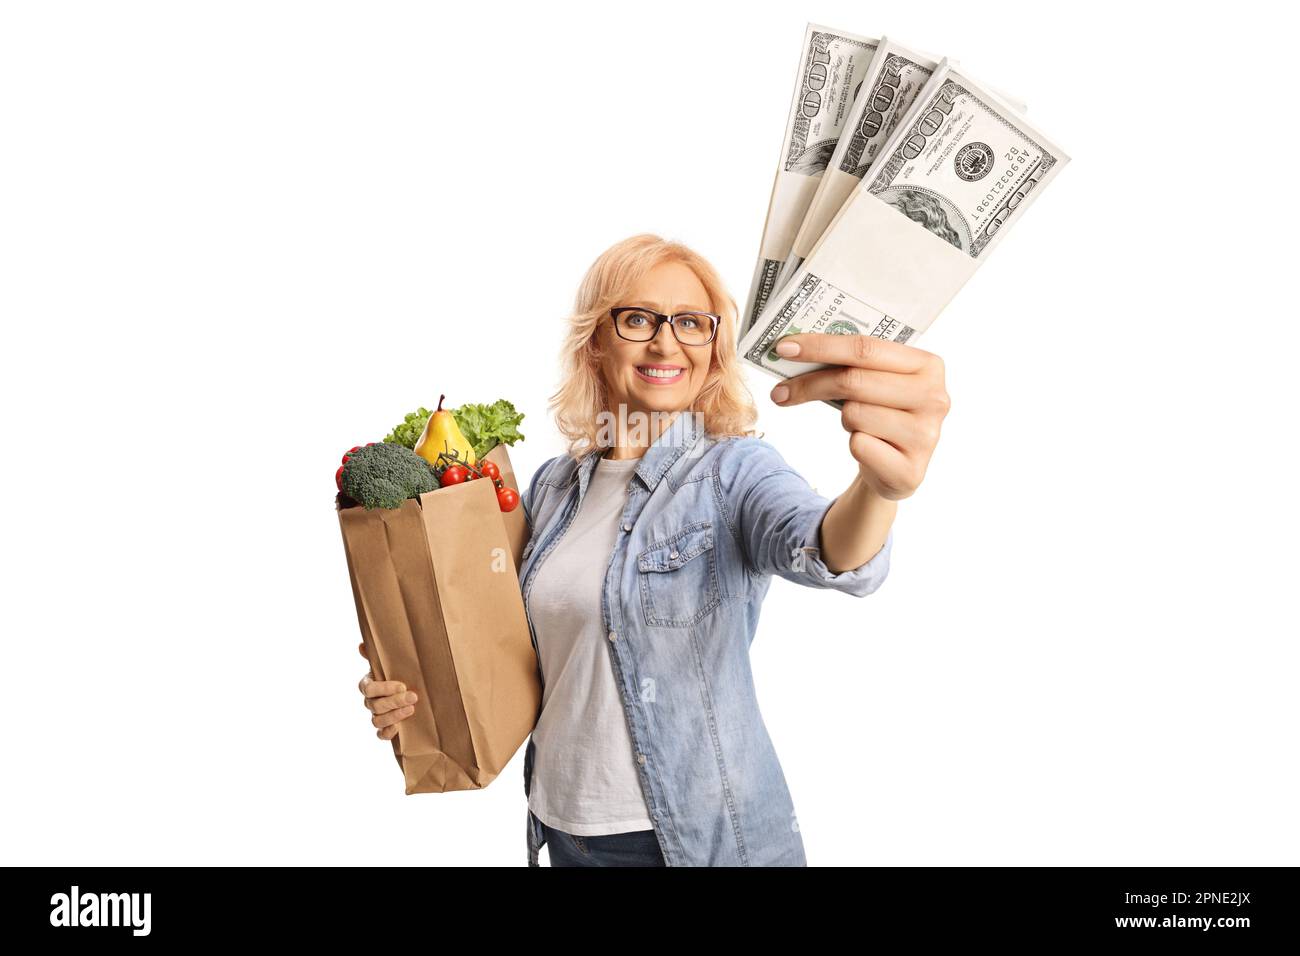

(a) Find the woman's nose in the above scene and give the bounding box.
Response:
[644,327,674,352]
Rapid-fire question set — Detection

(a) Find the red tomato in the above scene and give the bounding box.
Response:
[479,461,500,481]
[335,465,345,490]
[440,465,469,487]
[497,487,520,512]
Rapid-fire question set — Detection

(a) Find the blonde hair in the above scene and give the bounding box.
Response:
[549,233,760,457]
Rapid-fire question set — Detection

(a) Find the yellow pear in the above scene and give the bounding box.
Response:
[415,394,476,468]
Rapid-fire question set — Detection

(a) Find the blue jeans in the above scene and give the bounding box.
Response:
[531,810,666,867]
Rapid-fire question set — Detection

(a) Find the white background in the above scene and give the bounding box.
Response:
[2,1,1295,866]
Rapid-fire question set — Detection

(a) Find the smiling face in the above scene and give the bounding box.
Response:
[597,259,716,424]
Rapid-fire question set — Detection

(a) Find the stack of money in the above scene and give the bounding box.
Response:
[737,26,1070,410]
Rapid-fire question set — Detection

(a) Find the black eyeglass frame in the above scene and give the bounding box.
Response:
[609,307,720,346]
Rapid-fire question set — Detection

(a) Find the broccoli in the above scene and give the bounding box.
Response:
[340,443,440,510]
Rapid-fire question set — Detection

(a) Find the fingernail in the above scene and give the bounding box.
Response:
[771,385,789,403]
[775,339,800,357]
[405,693,417,704]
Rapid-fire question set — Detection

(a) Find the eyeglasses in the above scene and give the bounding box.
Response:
[610,307,720,346]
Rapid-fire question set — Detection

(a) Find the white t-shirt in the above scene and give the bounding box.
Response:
[525,452,654,835]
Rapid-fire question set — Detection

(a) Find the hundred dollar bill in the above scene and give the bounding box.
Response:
[739,23,879,338]
[768,38,938,294]
[737,60,1070,410]
[772,46,1030,291]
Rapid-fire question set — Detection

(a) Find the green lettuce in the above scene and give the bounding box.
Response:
[383,399,525,457]
[383,407,434,449]
[453,399,526,458]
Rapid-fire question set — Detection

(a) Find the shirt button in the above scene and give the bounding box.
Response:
[622,523,632,532]
[608,630,617,642]
[669,549,679,559]
[636,753,646,765]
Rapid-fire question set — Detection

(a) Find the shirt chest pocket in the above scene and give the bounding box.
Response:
[636,521,722,628]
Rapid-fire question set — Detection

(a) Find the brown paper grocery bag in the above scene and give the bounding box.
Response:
[482,442,527,573]
[338,453,540,794]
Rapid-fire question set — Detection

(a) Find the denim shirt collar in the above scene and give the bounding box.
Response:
[574,410,705,502]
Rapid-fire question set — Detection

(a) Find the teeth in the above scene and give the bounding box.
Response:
[637,366,682,378]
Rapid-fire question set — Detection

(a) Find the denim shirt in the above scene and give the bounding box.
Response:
[516,411,893,866]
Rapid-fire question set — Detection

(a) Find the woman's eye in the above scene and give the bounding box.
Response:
[679,317,699,329]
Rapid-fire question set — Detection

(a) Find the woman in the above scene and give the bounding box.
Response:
[358,234,950,866]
